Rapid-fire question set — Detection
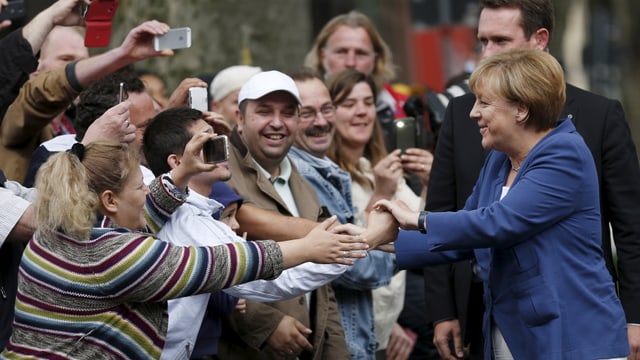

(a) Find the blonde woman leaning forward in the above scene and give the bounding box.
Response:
[1,132,366,359]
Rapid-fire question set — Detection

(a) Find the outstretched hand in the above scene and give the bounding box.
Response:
[278,216,369,269]
[303,216,369,264]
[362,207,399,249]
[374,199,420,231]
[330,223,365,236]
[330,212,399,251]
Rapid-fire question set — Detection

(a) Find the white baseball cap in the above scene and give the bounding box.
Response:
[210,65,262,101]
[238,70,301,105]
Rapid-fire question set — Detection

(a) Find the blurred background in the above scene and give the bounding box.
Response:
[5,0,640,157]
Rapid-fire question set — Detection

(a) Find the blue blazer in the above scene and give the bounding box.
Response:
[395,120,628,359]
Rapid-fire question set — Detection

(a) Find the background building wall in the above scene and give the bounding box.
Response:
[111,0,312,89]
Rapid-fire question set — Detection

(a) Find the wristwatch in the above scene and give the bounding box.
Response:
[418,211,428,234]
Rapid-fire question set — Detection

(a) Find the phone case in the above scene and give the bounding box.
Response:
[204,135,230,164]
[153,28,192,51]
[0,0,26,22]
[83,0,118,47]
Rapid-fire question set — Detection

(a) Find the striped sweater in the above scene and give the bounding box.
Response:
[1,175,283,359]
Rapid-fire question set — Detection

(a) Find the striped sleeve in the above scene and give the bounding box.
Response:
[65,233,286,303]
[145,173,188,234]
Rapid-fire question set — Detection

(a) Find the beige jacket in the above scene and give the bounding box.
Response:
[218,128,348,360]
[0,67,79,182]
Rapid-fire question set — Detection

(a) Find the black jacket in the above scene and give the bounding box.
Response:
[0,28,38,119]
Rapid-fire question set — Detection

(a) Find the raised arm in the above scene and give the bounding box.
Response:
[21,0,90,55]
[73,20,172,87]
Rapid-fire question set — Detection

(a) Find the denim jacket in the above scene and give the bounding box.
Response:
[289,147,395,359]
[289,147,354,224]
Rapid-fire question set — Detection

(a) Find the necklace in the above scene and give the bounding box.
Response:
[511,165,520,172]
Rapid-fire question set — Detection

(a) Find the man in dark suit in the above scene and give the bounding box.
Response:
[424,0,640,359]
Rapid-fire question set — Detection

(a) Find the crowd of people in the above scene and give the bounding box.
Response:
[1,0,640,359]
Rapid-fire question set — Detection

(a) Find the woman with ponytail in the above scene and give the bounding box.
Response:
[2,131,366,359]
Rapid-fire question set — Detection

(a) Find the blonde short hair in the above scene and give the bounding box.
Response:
[469,48,565,131]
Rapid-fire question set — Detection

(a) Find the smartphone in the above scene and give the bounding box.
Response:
[203,135,230,164]
[0,0,26,22]
[83,0,118,47]
[395,117,417,153]
[153,27,192,51]
[188,87,208,112]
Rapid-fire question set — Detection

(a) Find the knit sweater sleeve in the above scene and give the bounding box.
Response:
[144,173,188,234]
[89,233,284,303]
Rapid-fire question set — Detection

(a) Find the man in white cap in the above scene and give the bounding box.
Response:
[209,65,262,127]
[219,70,349,359]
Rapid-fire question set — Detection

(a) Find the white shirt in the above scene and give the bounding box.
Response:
[0,181,36,246]
[159,190,347,360]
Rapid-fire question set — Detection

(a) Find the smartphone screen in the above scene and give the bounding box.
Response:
[395,117,417,153]
[203,135,230,164]
[154,27,192,51]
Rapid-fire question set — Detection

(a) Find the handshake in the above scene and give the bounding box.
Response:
[333,199,419,253]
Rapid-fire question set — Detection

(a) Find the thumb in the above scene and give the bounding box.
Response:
[453,335,465,358]
[158,49,174,57]
[317,215,337,231]
[293,319,312,335]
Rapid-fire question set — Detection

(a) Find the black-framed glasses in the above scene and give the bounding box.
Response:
[299,105,336,122]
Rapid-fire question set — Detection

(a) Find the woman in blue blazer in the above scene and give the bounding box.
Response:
[369,49,629,360]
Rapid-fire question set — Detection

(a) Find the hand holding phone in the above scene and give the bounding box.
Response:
[203,135,230,164]
[154,27,191,51]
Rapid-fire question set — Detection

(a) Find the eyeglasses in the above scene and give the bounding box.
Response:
[299,105,336,122]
